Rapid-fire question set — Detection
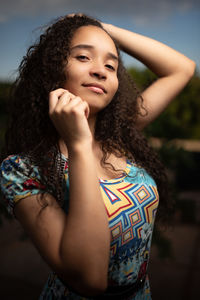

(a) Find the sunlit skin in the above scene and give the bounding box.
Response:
[63,25,119,116]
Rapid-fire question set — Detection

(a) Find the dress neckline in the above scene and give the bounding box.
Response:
[98,159,132,183]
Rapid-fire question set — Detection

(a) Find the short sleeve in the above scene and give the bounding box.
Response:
[0,155,46,217]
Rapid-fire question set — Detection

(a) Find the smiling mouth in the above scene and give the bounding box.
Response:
[82,83,107,94]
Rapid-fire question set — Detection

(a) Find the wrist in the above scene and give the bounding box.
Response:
[102,23,115,35]
[67,139,93,158]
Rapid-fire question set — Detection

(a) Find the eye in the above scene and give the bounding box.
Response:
[105,64,115,71]
[77,55,89,61]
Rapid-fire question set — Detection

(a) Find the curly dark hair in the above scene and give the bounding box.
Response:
[1,14,172,223]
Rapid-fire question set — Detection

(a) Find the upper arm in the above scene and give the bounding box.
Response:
[136,62,196,130]
[0,154,109,296]
[0,155,66,275]
[14,193,66,274]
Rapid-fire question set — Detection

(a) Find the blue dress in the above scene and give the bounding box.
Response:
[0,154,159,299]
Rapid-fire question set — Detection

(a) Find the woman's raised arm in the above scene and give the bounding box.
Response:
[103,23,196,130]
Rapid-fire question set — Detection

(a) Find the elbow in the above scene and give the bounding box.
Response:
[81,273,108,297]
[58,241,110,296]
[186,59,196,79]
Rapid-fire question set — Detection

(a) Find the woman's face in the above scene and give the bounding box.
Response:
[63,25,119,114]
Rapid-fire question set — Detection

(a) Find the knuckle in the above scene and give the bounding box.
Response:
[72,96,81,103]
[53,107,63,117]
[71,106,78,114]
[75,96,82,102]
[62,106,70,114]
[71,107,82,116]
[82,101,87,107]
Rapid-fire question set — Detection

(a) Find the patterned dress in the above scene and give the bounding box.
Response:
[0,154,159,300]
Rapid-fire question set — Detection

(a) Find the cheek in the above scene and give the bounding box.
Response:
[107,79,118,104]
[66,71,77,84]
[112,78,119,95]
[63,71,79,90]
[64,63,81,84]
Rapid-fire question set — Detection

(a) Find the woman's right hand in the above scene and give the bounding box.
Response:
[49,88,92,151]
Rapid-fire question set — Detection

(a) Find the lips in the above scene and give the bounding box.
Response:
[82,83,107,94]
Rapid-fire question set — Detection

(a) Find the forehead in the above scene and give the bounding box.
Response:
[70,25,118,56]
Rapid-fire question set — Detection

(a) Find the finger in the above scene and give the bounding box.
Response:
[78,100,90,119]
[63,98,89,119]
[57,92,81,112]
[58,90,76,100]
[49,89,77,113]
[56,91,72,110]
[84,101,90,119]
[65,96,83,111]
[66,13,75,18]
[67,13,84,18]
[49,88,68,114]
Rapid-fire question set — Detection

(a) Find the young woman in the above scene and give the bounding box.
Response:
[0,14,195,300]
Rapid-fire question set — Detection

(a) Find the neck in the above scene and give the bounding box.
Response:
[87,114,96,138]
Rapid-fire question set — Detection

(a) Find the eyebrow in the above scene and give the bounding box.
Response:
[70,44,119,62]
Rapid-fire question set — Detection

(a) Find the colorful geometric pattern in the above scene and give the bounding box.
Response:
[100,180,159,244]
[98,165,159,291]
[0,155,158,299]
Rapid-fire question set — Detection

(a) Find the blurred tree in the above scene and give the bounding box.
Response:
[127,67,200,139]
[128,67,157,90]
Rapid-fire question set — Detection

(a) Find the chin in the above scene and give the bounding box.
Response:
[88,105,104,115]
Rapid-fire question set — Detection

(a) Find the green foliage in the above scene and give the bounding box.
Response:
[127,67,157,90]
[127,67,200,139]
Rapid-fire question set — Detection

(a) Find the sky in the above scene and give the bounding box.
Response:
[0,0,200,81]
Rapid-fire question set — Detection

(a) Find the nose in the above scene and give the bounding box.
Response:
[89,61,106,80]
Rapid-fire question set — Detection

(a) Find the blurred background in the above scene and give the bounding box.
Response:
[0,0,200,299]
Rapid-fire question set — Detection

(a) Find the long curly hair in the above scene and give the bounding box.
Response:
[2,14,172,223]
